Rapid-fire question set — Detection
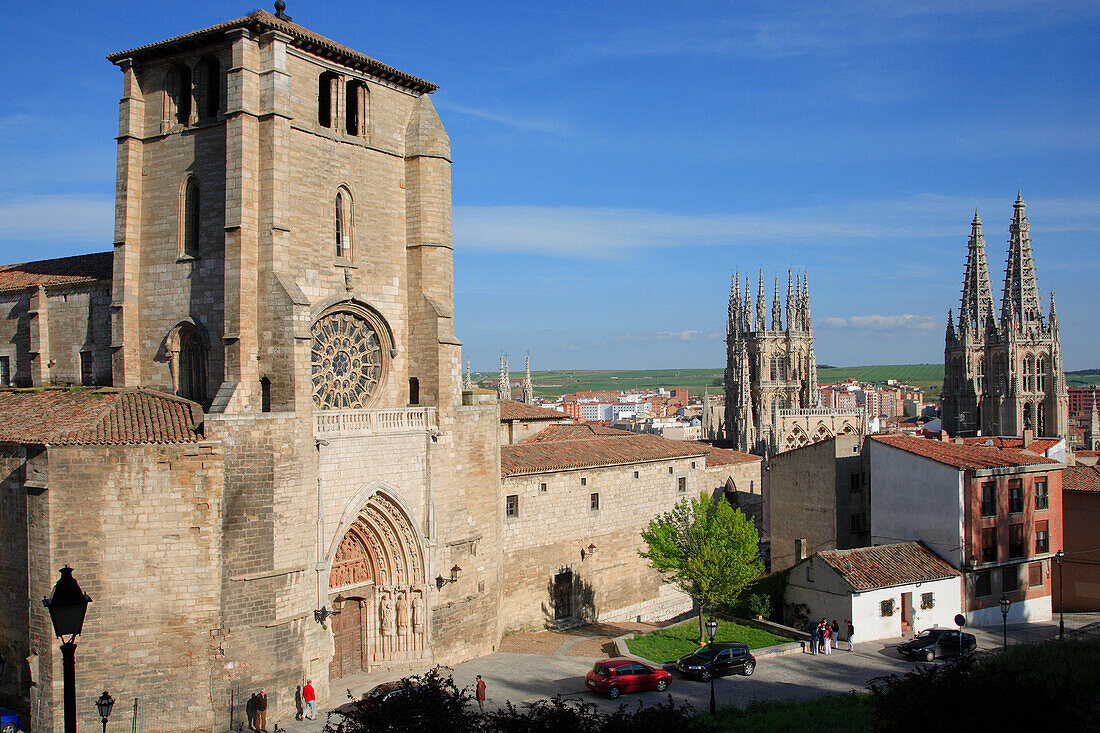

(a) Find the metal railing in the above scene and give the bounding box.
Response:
[314,406,438,438]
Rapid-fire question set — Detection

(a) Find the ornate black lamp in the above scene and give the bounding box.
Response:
[705,616,719,715]
[43,566,92,733]
[436,564,462,590]
[96,691,115,733]
[314,594,345,627]
[1055,550,1065,640]
[998,594,1011,649]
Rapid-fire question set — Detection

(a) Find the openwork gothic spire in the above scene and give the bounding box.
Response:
[497,352,511,401]
[521,352,534,404]
[1001,193,1043,326]
[728,271,740,337]
[771,277,782,331]
[786,270,795,332]
[755,270,766,332]
[960,210,997,332]
[463,360,473,391]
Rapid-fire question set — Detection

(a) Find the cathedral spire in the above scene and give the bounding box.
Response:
[463,360,473,391]
[786,270,795,332]
[755,270,767,332]
[946,309,956,341]
[961,209,997,333]
[742,277,751,333]
[802,271,812,333]
[728,271,740,337]
[1049,291,1059,333]
[1001,193,1043,328]
[771,276,782,331]
[522,352,534,404]
[497,352,511,401]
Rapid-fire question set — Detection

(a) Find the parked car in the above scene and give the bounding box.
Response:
[1,707,24,733]
[675,642,756,680]
[897,628,977,661]
[584,659,671,699]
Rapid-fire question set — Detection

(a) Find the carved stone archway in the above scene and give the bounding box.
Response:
[328,491,429,679]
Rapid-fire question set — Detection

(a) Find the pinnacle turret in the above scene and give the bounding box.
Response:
[946,309,956,341]
[802,272,812,332]
[960,209,997,333]
[771,277,782,331]
[521,352,534,404]
[1001,193,1043,327]
[463,360,473,391]
[497,352,511,401]
[728,271,740,336]
[786,270,795,332]
[755,270,767,332]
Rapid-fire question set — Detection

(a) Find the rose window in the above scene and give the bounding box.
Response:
[312,310,384,409]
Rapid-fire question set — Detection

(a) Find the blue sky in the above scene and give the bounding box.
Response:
[1,1,1098,371]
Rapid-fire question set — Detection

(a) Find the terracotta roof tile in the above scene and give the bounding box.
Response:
[107,10,437,94]
[960,436,1061,453]
[693,443,761,467]
[0,252,113,293]
[817,542,959,592]
[502,433,706,476]
[870,434,1060,470]
[1064,465,1100,492]
[523,424,636,442]
[0,389,202,445]
[499,401,567,422]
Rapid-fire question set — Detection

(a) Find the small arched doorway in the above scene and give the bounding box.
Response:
[328,491,429,679]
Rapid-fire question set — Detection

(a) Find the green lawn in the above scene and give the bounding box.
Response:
[625,618,791,663]
[710,694,871,733]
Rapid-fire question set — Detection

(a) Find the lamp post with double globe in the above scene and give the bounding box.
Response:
[43,567,92,733]
[705,616,718,716]
[1055,550,1065,640]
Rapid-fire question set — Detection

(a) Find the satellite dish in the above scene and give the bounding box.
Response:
[954,613,966,627]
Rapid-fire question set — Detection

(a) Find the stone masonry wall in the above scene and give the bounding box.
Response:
[500,455,703,632]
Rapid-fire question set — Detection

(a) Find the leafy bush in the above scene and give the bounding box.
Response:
[747,594,771,619]
[729,569,789,621]
[323,668,478,733]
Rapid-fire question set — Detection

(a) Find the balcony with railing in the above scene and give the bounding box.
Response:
[314,407,438,438]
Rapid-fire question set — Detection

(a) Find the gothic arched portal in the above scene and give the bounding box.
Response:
[327,491,429,679]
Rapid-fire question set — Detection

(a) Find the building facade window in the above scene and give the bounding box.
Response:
[975,571,991,597]
[677,477,687,493]
[181,178,201,258]
[1035,480,1049,510]
[590,492,600,511]
[197,57,220,118]
[633,471,639,479]
[1008,523,1025,558]
[167,64,192,125]
[1003,566,1019,593]
[1028,562,1043,587]
[920,592,934,610]
[345,80,367,136]
[981,527,997,563]
[319,71,339,128]
[505,494,519,518]
[1008,480,1024,514]
[538,482,547,493]
[335,187,353,260]
[580,477,586,487]
[79,351,93,386]
[0,355,9,385]
[980,482,996,517]
[178,327,206,403]
[1035,520,1049,553]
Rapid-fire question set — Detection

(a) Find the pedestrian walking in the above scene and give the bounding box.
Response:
[810,624,820,654]
[255,689,268,732]
[475,675,486,713]
[303,679,316,720]
[831,619,840,649]
[822,624,832,655]
[846,620,855,651]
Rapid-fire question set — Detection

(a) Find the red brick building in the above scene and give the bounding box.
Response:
[868,434,1064,626]
[1068,387,1100,416]
[1059,464,1100,611]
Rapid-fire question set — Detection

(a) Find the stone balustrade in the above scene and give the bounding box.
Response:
[314,407,438,438]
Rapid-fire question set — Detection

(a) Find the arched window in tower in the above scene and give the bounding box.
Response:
[1024,356,1036,392]
[1037,356,1047,392]
[319,71,339,128]
[1023,402,1033,431]
[178,327,207,404]
[335,187,353,260]
[167,64,192,126]
[1037,402,1046,435]
[345,80,368,136]
[179,177,201,258]
[976,358,986,395]
[198,57,221,118]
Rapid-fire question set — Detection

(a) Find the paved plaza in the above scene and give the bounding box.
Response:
[275,614,1096,731]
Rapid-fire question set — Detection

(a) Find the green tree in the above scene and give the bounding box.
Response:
[640,492,763,643]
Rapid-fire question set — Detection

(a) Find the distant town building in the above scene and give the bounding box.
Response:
[942,198,1069,438]
[1060,463,1100,611]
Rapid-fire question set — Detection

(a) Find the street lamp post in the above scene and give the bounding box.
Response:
[1055,551,1065,640]
[705,616,718,716]
[43,567,92,733]
[998,595,1011,650]
[96,691,115,733]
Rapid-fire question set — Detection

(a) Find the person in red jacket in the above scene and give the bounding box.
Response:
[303,680,316,720]
[475,675,486,713]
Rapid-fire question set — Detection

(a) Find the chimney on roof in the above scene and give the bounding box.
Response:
[1023,428,1034,448]
[795,538,808,562]
[939,430,950,442]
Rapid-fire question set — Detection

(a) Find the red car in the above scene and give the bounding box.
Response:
[585,659,671,699]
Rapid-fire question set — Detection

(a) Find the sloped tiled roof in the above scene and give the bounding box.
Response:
[523,424,636,441]
[960,436,1061,454]
[502,433,706,476]
[499,400,567,422]
[0,252,113,293]
[0,389,202,445]
[871,434,1060,470]
[694,443,762,467]
[107,10,437,94]
[1064,465,1100,492]
[818,542,959,592]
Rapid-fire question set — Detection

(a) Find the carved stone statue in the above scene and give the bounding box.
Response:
[412,592,425,632]
[396,591,409,630]
[380,592,395,636]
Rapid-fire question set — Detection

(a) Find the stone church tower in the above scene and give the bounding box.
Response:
[725,270,820,452]
[943,195,1069,438]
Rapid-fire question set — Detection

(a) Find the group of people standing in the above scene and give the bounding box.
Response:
[810,618,854,654]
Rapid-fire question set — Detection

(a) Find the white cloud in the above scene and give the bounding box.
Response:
[434,101,575,137]
[820,313,939,337]
[0,195,113,244]
[454,193,1100,259]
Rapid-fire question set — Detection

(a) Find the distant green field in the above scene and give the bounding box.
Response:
[1066,370,1100,387]
[471,364,947,398]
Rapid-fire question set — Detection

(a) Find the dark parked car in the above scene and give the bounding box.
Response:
[585,659,671,699]
[675,642,756,680]
[1,707,24,733]
[898,628,977,661]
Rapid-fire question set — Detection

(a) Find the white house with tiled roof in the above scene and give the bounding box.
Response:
[786,542,962,642]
